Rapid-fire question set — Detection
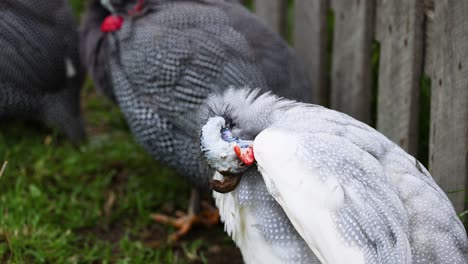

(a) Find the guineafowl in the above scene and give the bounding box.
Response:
[200,88,468,264]
[80,0,312,240]
[0,0,86,143]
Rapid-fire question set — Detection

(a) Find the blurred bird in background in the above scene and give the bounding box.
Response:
[201,88,468,264]
[0,0,86,144]
[80,0,312,240]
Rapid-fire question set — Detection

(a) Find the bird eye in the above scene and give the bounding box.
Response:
[221,127,238,143]
[224,117,235,129]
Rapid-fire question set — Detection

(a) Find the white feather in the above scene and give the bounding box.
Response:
[254,128,365,264]
[212,172,284,264]
[65,57,76,78]
[200,117,240,172]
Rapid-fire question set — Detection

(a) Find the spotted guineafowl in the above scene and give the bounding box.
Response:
[0,0,86,143]
[80,0,312,240]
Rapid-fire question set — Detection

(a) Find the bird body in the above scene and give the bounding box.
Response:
[201,89,468,264]
[80,0,311,186]
[212,169,320,264]
[256,129,367,264]
[0,0,85,143]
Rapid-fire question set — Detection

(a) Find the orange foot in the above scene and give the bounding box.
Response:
[151,201,219,242]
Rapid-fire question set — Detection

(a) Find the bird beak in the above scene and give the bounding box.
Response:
[210,172,243,194]
[233,141,255,166]
[210,140,254,194]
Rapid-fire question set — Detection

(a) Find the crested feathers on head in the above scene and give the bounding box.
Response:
[200,86,309,177]
[203,87,304,140]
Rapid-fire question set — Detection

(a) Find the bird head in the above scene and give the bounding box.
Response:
[100,0,145,14]
[201,116,255,193]
[200,88,298,193]
[199,88,284,191]
[99,0,145,32]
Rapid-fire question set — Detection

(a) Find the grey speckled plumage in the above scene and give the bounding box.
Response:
[237,170,320,263]
[202,89,468,264]
[0,0,85,143]
[80,0,312,187]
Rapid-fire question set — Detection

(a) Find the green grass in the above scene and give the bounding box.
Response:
[0,85,238,263]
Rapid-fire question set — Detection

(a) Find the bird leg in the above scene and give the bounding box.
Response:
[151,188,219,241]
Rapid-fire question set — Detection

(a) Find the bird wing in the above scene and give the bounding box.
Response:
[108,6,271,129]
[218,2,312,102]
[254,127,412,264]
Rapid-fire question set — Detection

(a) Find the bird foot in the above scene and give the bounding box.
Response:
[151,201,219,242]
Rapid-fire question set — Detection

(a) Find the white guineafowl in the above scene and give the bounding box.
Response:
[201,88,468,264]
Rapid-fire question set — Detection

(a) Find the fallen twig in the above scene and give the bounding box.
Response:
[0,161,7,179]
[104,190,116,217]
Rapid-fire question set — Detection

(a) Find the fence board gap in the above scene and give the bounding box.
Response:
[330,0,375,124]
[417,75,431,167]
[370,40,380,128]
[293,0,329,106]
[375,0,423,155]
[425,0,468,214]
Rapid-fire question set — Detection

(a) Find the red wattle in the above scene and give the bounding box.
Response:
[234,145,242,158]
[101,15,124,33]
[242,146,255,166]
[234,145,255,166]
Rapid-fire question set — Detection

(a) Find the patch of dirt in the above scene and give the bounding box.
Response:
[75,218,243,264]
[139,221,243,264]
[75,222,127,244]
[185,225,243,264]
[107,162,130,185]
[204,244,243,264]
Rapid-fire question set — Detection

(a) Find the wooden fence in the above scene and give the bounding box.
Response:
[252,0,468,214]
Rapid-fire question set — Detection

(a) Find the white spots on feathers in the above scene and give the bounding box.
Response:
[206,88,468,263]
[65,57,76,78]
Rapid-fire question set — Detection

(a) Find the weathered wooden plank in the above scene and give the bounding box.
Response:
[425,0,468,213]
[293,0,329,106]
[254,0,287,36]
[375,0,423,154]
[330,0,375,124]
